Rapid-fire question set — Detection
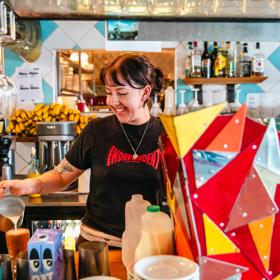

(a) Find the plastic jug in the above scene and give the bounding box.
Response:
[122,194,151,269]
[0,195,25,232]
[134,205,174,262]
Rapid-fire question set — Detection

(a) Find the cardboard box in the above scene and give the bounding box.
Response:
[28,229,64,280]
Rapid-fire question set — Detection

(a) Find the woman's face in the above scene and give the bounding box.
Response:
[105,76,151,125]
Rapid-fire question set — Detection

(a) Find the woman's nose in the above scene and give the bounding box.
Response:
[109,94,120,106]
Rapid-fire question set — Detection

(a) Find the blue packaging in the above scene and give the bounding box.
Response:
[28,229,64,280]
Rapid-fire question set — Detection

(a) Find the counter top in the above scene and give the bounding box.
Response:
[21,193,88,207]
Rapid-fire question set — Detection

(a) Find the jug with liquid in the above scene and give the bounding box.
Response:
[0,195,25,232]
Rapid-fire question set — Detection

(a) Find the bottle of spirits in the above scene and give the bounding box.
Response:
[210,42,218,77]
[252,42,265,76]
[242,43,252,77]
[201,41,211,78]
[214,43,227,77]
[27,147,41,198]
[185,41,193,78]
[225,41,235,77]
[236,42,244,77]
[191,41,201,78]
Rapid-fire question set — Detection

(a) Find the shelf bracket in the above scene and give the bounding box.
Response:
[226,84,235,103]
[194,84,203,105]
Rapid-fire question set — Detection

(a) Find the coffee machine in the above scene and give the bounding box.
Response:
[37,122,76,172]
[0,135,13,180]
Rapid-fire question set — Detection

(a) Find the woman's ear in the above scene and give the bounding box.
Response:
[141,85,152,102]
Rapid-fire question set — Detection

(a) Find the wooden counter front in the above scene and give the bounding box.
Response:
[109,250,127,280]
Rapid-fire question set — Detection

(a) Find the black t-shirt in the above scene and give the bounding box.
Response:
[65,115,164,238]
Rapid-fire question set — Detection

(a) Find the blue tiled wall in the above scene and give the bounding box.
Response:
[3,20,280,111]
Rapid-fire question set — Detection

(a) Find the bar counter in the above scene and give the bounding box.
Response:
[21,192,88,207]
[109,250,127,280]
[21,192,87,239]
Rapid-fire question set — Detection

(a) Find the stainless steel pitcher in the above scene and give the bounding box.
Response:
[0,196,25,232]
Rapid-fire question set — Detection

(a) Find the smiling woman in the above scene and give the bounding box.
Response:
[100,54,162,125]
[0,54,166,249]
[66,54,166,246]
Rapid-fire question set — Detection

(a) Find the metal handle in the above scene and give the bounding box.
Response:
[0,2,16,42]
[0,2,7,35]
[8,11,15,41]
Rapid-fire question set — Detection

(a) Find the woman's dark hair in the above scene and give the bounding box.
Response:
[100,54,163,97]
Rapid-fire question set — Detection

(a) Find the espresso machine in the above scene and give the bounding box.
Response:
[37,122,76,172]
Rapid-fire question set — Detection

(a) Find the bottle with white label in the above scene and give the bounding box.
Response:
[191,41,201,78]
[134,205,174,262]
[252,42,265,76]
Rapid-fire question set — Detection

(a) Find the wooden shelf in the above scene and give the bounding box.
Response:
[14,136,38,142]
[184,76,267,85]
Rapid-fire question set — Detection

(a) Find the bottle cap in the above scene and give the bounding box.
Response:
[147,205,160,212]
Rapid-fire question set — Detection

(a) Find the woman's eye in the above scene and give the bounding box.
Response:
[106,92,112,96]
[118,92,128,96]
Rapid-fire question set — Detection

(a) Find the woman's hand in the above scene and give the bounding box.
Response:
[0,178,41,197]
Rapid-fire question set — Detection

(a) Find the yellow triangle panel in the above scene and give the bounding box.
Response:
[249,216,275,272]
[203,214,240,256]
[160,114,180,156]
[160,103,226,158]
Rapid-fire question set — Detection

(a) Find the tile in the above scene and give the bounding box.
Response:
[42,79,54,104]
[268,46,280,72]
[4,49,25,77]
[31,45,53,79]
[261,60,280,92]
[73,44,81,49]
[237,83,265,104]
[43,70,54,91]
[260,42,279,58]
[40,20,59,43]
[43,28,75,52]
[78,27,105,49]
[15,142,35,175]
[94,21,106,37]
[58,20,96,43]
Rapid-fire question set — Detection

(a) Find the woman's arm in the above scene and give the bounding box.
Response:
[0,158,84,197]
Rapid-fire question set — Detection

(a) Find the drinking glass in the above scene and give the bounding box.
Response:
[190,88,200,111]
[16,251,30,280]
[0,254,13,280]
[176,90,188,115]
[5,228,30,268]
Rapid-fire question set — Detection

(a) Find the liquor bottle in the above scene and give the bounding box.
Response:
[191,41,201,78]
[210,42,218,77]
[236,42,244,77]
[242,43,252,77]
[252,42,265,76]
[64,220,75,251]
[201,41,211,78]
[27,147,41,198]
[225,41,235,77]
[214,43,227,77]
[185,41,193,78]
